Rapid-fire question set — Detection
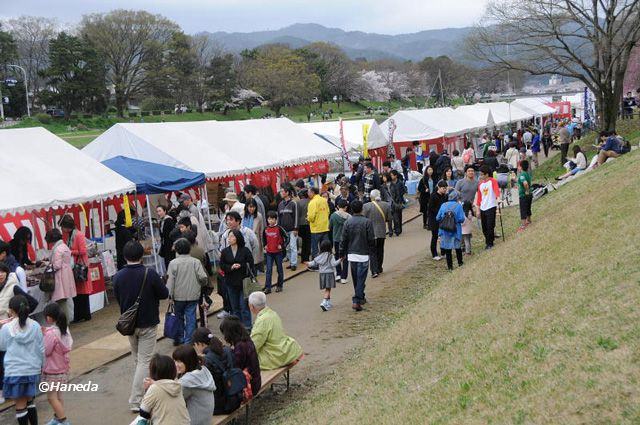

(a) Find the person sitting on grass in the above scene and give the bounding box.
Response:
[596,130,622,166]
[556,145,588,181]
[248,292,303,370]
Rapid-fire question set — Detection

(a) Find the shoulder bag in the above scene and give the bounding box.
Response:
[39,263,56,292]
[439,205,457,233]
[69,231,89,283]
[242,260,261,298]
[116,269,148,336]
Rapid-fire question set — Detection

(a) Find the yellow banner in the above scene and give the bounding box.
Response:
[123,196,132,227]
[362,123,370,159]
[78,203,88,227]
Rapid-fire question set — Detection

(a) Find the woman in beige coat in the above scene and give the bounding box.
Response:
[243,199,264,268]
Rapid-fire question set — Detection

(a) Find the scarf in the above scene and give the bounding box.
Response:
[242,215,255,230]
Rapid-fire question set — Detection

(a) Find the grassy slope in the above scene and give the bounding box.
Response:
[273,147,640,424]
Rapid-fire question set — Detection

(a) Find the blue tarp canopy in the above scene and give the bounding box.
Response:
[101,156,206,195]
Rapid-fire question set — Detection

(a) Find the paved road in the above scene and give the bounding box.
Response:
[0,213,431,425]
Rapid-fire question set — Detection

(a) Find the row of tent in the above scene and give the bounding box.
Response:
[0,98,556,217]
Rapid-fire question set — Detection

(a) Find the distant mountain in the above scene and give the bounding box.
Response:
[198,23,472,61]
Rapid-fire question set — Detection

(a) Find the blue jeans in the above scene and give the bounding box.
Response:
[310,232,329,260]
[286,230,298,267]
[265,252,284,289]
[174,300,197,344]
[350,261,369,305]
[227,284,252,329]
[334,242,348,280]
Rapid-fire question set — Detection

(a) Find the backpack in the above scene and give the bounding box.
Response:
[208,348,247,400]
[439,207,457,232]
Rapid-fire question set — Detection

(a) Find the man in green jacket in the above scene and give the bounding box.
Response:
[248,291,303,370]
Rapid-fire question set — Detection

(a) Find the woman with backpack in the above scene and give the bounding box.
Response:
[436,190,466,271]
[192,327,243,415]
[219,316,261,396]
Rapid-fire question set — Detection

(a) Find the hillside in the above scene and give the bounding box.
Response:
[271,147,640,423]
[198,23,472,61]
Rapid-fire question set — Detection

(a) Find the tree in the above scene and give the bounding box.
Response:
[349,70,392,102]
[0,23,17,66]
[190,34,222,112]
[5,16,58,109]
[40,32,106,119]
[298,42,358,107]
[80,9,179,117]
[164,31,197,105]
[466,0,640,131]
[243,45,320,116]
[206,53,236,109]
[231,88,263,113]
[419,56,478,104]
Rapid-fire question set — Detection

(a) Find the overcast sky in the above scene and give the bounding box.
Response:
[0,0,489,34]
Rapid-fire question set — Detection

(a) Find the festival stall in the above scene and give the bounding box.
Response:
[512,98,556,118]
[299,119,390,169]
[0,127,136,313]
[83,118,338,209]
[100,156,207,274]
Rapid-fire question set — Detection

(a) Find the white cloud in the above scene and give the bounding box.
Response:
[1,0,489,34]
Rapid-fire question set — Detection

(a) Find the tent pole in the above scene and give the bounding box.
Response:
[145,195,161,275]
[201,185,213,232]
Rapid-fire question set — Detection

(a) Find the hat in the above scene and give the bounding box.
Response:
[370,189,382,201]
[223,192,238,202]
[448,190,460,201]
[178,193,191,202]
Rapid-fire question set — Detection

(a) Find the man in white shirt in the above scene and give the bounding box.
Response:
[475,165,501,249]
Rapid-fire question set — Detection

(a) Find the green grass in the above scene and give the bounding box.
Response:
[271,136,640,424]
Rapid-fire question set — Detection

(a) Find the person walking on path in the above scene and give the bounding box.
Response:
[59,215,92,323]
[219,230,254,329]
[454,165,478,206]
[262,211,288,293]
[436,190,466,271]
[167,238,209,345]
[388,170,406,236]
[428,181,449,261]
[306,240,342,311]
[475,165,501,250]
[307,187,330,260]
[328,199,351,284]
[417,166,436,230]
[517,160,533,231]
[362,190,391,278]
[361,162,381,203]
[0,295,43,425]
[339,200,375,312]
[45,229,77,323]
[277,186,298,271]
[42,302,73,425]
[531,129,541,168]
[248,292,303,369]
[296,189,311,263]
[113,241,169,412]
[156,205,176,270]
[558,124,571,166]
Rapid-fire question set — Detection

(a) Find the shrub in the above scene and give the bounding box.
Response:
[107,106,117,113]
[35,113,51,124]
[141,111,150,117]
[82,114,93,119]
[76,123,88,131]
[129,112,138,117]
[163,110,172,115]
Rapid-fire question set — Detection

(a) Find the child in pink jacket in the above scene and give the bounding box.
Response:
[42,303,73,425]
[461,201,474,255]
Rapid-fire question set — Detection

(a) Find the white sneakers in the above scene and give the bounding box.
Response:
[216,311,230,319]
[339,278,348,284]
[433,256,443,261]
[320,299,333,311]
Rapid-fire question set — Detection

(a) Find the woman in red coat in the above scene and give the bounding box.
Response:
[60,215,93,322]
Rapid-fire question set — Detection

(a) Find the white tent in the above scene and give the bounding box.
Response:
[453,106,496,129]
[83,118,342,179]
[512,98,556,117]
[299,119,389,150]
[380,113,444,143]
[0,127,135,215]
[457,102,533,126]
[383,107,487,140]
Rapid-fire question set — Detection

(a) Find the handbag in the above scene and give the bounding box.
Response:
[116,269,148,336]
[163,303,180,340]
[439,207,457,233]
[242,262,261,298]
[39,263,56,292]
[69,231,89,283]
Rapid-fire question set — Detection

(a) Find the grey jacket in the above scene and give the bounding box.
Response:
[180,367,216,425]
[167,254,208,301]
[362,200,392,239]
[308,252,341,273]
[297,198,310,226]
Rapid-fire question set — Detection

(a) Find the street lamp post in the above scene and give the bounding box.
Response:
[6,64,30,117]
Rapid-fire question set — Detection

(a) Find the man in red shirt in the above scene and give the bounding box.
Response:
[475,165,501,249]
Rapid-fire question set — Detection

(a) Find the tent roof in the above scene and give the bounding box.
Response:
[394,107,489,136]
[299,119,389,150]
[381,113,444,143]
[453,106,496,129]
[512,98,556,116]
[456,102,533,126]
[83,118,341,178]
[101,156,206,195]
[0,127,135,215]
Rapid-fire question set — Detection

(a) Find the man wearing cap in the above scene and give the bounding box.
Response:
[180,193,199,218]
[218,192,245,234]
[362,189,391,278]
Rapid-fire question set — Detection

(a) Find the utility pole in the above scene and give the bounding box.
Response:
[438,69,445,106]
[7,64,30,117]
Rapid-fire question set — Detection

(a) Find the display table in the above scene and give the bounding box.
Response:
[88,261,106,313]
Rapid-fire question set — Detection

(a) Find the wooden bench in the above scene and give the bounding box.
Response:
[211,364,294,425]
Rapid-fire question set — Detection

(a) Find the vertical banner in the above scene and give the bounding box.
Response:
[583,86,590,121]
[362,123,370,159]
[122,195,132,227]
[339,118,349,172]
[387,119,397,157]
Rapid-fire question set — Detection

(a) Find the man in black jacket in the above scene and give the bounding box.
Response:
[428,181,449,261]
[339,200,375,311]
[113,241,169,412]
